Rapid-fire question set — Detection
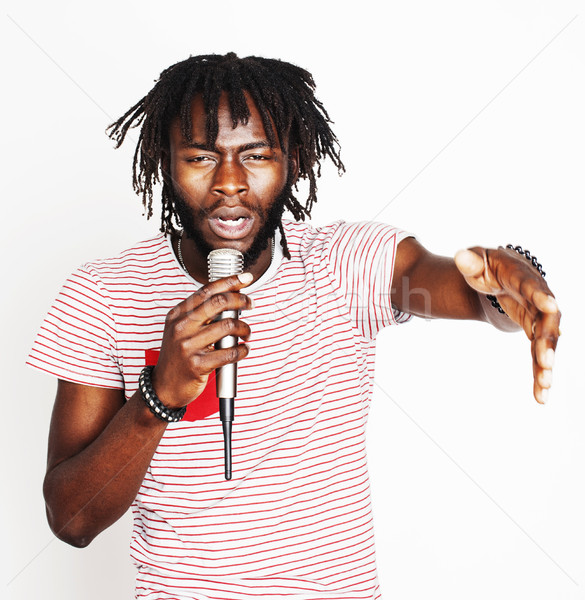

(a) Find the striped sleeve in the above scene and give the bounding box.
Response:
[27,265,123,389]
[326,221,413,340]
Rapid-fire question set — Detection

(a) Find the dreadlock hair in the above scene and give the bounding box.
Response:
[106,52,345,259]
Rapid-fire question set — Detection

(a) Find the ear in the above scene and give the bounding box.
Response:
[287,145,300,184]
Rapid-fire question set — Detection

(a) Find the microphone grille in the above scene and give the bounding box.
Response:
[208,248,244,282]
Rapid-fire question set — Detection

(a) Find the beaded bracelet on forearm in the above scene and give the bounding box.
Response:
[139,365,186,423]
[486,245,546,315]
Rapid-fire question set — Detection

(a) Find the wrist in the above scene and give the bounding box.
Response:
[128,390,171,429]
[478,292,521,332]
[139,366,186,423]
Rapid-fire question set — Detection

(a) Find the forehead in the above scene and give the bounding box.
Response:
[170,91,275,147]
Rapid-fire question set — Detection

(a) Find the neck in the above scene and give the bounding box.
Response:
[175,234,274,284]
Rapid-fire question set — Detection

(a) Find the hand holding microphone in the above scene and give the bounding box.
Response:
[151,260,253,479]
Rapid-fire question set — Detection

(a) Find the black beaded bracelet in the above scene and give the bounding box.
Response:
[139,365,186,423]
[486,245,546,315]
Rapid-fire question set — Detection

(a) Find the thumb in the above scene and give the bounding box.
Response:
[454,248,485,278]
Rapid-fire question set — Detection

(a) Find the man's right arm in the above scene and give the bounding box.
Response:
[43,382,168,548]
[42,273,254,548]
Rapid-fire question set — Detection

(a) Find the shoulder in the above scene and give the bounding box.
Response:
[282,219,410,257]
[60,233,181,305]
[79,233,172,278]
[281,219,340,250]
[72,233,188,296]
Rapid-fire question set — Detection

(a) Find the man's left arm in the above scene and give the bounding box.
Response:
[392,237,561,404]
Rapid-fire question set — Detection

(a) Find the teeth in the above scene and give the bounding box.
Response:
[219,217,245,223]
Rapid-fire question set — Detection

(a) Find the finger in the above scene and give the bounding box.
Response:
[520,305,538,341]
[533,380,549,405]
[531,339,546,405]
[172,292,254,334]
[531,311,560,404]
[455,247,505,296]
[532,360,553,403]
[538,343,556,370]
[520,306,537,340]
[197,291,255,325]
[196,318,252,348]
[538,367,553,388]
[203,271,254,294]
[534,312,560,368]
[532,344,553,387]
[190,342,251,373]
[454,248,485,278]
[170,272,254,317]
[532,290,560,314]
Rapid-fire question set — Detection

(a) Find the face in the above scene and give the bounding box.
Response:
[167,92,296,273]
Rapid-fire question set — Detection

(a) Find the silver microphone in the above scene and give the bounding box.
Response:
[207,248,244,480]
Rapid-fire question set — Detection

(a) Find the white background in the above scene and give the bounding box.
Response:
[2,1,583,598]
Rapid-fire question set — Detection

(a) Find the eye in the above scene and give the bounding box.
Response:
[245,153,271,161]
[187,155,213,163]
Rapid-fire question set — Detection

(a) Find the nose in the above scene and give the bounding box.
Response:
[211,158,248,198]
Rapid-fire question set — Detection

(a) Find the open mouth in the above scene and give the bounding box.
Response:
[208,215,254,240]
[219,216,246,224]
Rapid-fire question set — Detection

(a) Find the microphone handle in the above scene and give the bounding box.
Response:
[215,309,239,399]
[215,309,238,480]
[207,248,244,481]
[220,404,233,480]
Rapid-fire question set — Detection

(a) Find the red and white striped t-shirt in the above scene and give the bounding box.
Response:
[28,219,411,600]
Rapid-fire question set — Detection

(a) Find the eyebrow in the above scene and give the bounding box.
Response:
[179,140,274,152]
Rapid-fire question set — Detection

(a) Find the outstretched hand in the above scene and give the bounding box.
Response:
[454,246,561,405]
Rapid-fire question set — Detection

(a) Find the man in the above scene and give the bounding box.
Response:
[28,53,560,599]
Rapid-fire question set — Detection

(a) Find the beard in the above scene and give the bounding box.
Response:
[171,180,292,271]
